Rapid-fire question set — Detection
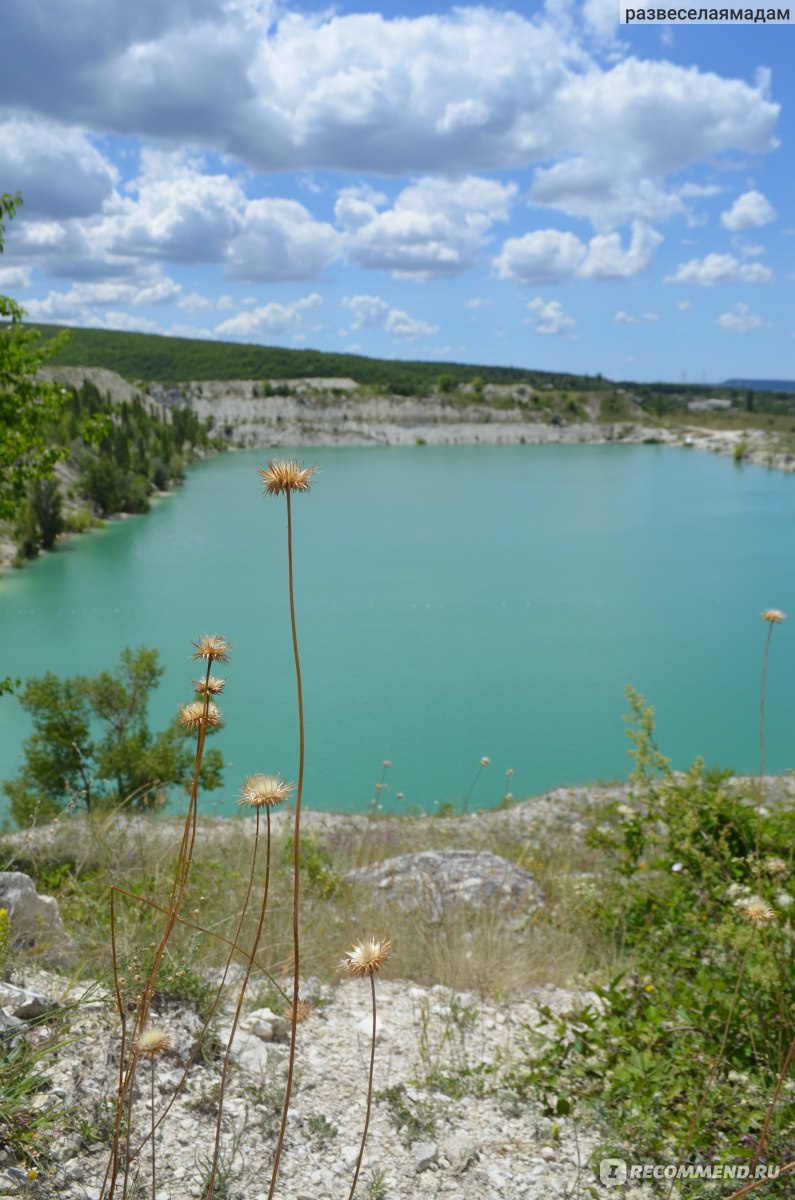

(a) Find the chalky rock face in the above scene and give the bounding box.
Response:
[346,849,543,920]
[0,872,76,968]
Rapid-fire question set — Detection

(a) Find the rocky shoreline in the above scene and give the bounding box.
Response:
[2,367,792,575]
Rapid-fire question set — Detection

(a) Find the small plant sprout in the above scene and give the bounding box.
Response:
[340,937,392,1200]
[259,459,315,1200]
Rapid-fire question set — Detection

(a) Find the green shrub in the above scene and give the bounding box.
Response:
[509,690,795,1167]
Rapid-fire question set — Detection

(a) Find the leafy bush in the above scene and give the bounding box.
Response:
[509,689,795,1169]
[2,647,224,824]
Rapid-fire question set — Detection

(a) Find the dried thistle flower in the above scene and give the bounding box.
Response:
[382,759,392,768]
[136,1027,170,1057]
[179,699,222,731]
[742,897,775,925]
[763,856,789,877]
[761,609,786,624]
[191,634,232,664]
[340,937,392,978]
[194,675,226,696]
[239,774,295,809]
[480,756,490,767]
[259,459,316,496]
[286,999,311,1024]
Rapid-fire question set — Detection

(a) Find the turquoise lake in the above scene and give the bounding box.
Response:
[1,444,793,820]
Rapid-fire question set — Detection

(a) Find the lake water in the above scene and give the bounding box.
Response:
[1,444,793,821]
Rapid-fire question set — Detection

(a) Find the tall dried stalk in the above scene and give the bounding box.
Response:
[102,638,229,1200]
[339,938,392,1200]
[258,460,314,1200]
[207,777,291,1200]
[757,609,786,855]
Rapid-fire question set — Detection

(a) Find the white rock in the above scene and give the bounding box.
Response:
[413,1141,438,1173]
[0,872,75,967]
[0,979,53,1019]
[355,1012,382,1040]
[243,1007,289,1041]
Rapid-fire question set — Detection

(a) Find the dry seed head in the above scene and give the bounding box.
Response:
[239,774,295,809]
[136,1027,170,1057]
[191,634,231,664]
[259,459,316,496]
[761,609,786,624]
[383,760,392,768]
[742,897,775,925]
[286,999,311,1024]
[480,756,490,767]
[763,856,789,877]
[340,937,392,978]
[179,699,222,731]
[194,675,226,696]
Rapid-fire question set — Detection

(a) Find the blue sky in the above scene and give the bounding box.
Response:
[0,0,792,383]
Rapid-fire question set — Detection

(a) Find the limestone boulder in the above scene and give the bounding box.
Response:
[346,849,543,921]
[0,872,76,969]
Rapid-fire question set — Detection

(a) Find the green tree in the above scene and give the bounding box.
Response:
[0,194,70,522]
[3,647,224,826]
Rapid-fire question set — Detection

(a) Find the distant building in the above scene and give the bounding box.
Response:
[687,398,732,412]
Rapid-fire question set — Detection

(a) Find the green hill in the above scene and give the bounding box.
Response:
[32,324,604,395]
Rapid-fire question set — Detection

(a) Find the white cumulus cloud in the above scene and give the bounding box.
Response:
[579,222,663,279]
[666,253,773,286]
[495,230,586,284]
[0,3,779,184]
[342,294,439,339]
[716,302,767,333]
[720,190,776,232]
[215,293,322,338]
[525,297,576,336]
[338,176,516,279]
[225,198,340,281]
[495,221,661,283]
[24,274,182,322]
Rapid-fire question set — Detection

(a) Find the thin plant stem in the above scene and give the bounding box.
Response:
[726,1159,793,1200]
[667,929,757,1200]
[750,1032,795,1172]
[130,811,265,1161]
[757,621,774,857]
[268,488,306,1200]
[101,890,127,1200]
[104,661,213,1200]
[347,972,378,1200]
[150,1062,156,1200]
[208,807,273,1200]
